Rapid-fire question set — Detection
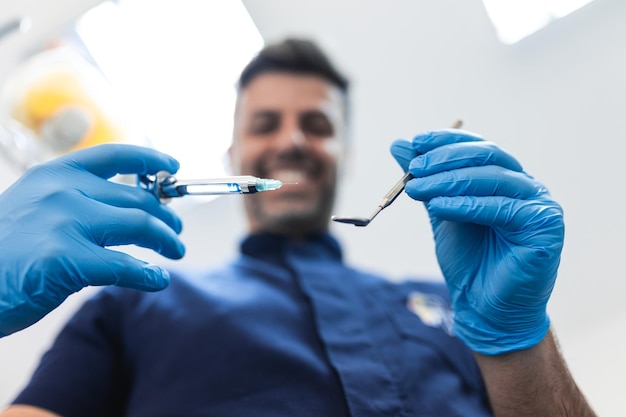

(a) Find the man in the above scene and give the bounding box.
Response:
[3,38,596,416]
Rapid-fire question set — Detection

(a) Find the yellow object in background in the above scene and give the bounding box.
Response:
[0,46,139,170]
[14,68,125,152]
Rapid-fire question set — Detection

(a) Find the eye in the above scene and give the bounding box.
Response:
[300,111,334,137]
[248,112,280,135]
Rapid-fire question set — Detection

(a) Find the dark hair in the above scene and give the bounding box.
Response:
[237,38,349,95]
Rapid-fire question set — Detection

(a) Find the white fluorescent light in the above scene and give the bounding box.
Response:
[483,0,596,44]
[77,0,264,180]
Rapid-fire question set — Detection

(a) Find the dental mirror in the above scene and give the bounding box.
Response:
[331,172,412,227]
[332,120,463,227]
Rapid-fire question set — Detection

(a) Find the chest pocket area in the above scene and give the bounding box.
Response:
[377,284,486,395]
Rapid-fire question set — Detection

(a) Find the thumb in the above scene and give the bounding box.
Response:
[390,139,415,172]
[79,248,171,291]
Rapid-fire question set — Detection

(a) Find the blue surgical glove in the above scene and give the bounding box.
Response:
[0,144,186,337]
[390,129,564,355]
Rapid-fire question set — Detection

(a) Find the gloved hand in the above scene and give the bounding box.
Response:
[390,129,564,355]
[0,144,186,337]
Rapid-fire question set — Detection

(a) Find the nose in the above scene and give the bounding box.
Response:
[288,130,306,146]
[275,119,306,150]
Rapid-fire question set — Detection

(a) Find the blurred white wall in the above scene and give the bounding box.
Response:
[1,0,625,415]
[0,0,103,81]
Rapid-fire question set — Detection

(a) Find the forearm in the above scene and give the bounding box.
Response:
[0,405,60,417]
[474,328,596,417]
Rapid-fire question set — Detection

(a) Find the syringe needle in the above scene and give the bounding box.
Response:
[138,173,284,203]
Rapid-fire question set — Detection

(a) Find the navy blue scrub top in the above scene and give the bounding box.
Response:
[14,233,492,416]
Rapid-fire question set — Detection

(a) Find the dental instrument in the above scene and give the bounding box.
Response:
[331,172,412,227]
[332,120,463,227]
[138,171,283,203]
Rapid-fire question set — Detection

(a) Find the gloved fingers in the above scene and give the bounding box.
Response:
[390,131,516,175]
[75,176,183,234]
[405,165,543,201]
[57,143,180,179]
[411,129,484,154]
[390,140,416,172]
[408,141,524,177]
[426,195,564,234]
[79,248,172,291]
[88,203,186,259]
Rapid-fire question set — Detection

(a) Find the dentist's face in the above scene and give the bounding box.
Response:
[230,73,347,237]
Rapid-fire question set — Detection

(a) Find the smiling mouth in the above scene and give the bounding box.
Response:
[270,169,308,184]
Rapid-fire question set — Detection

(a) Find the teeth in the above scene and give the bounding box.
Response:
[272,170,306,183]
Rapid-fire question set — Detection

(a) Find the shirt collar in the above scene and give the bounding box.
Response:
[240,233,343,264]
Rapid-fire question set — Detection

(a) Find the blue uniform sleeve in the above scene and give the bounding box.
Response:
[12,288,133,417]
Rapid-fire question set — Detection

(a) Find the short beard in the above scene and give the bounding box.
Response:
[243,146,337,238]
[245,187,336,238]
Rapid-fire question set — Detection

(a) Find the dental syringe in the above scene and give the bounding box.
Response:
[138,171,283,203]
